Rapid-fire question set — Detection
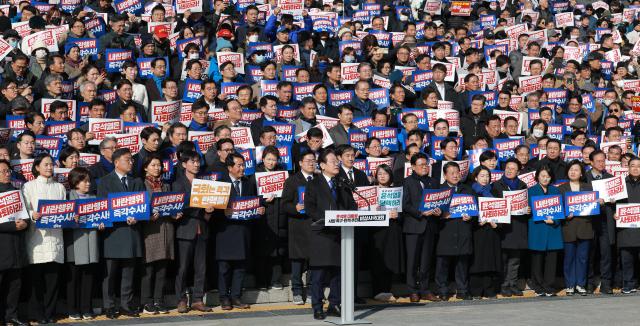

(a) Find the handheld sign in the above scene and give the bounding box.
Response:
[36,199,77,229]
[503,189,529,215]
[592,175,628,202]
[189,179,231,209]
[449,194,479,218]
[229,196,262,220]
[151,192,185,216]
[150,100,181,125]
[76,198,110,228]
[0,190,29,223]
[298,186,305,214]
[353,186,378,211]
[108,192,150,222]
[616,204,640,228]
[377,187,403,212]
[478,197,511,223]
[255,171,289,198]
[531,194,564,221]
[420,188,454,213]
[325,210,390,227]
[564,191,600,217]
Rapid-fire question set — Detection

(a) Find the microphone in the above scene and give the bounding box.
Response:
[334,176,372,211]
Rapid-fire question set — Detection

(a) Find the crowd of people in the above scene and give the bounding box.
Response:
[0,0,640,323]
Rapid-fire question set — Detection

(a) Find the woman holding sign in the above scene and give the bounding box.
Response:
[140,154,176,314]
[491,158,529,297]
[370,164,403,303]
[469,166,502,299]
[527,165,563,297]
[558,160,594,296]
[23,153,67,324]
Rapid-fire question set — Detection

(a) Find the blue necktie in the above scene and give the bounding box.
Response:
[329,179,337,200]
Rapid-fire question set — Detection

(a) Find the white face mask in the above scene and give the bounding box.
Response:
[532,129,544,138]
[188,53,199,60]
[35,49,47,59]
[603,99,613,106]
[344,55,355,63]
[248,35,259,43]
[399,15,408,22]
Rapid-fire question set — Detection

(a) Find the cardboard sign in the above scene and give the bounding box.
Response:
[449,194,478,218]
[377,187,402,212]
[76,198,110,228]
[450,1,471,16]
[230,126,255,149]
[229,196,262,220]
[255,171,289,198]
[105,49,133,73]
[420,188,454,212]
[503,189,528,215]
[0,38,13,62]
[150,100,181,125]
[0,190,30,223]
[341,63,360,84]
[564,191,600,217]
[189,178,231,209]
[87,118,122,145]
[616,204,640,228]
[478,197,511,223]
[592,175,628,202]
[216,52,245,74]
[352,186,378,211]
[519,75,542,94]
[21,30,58,54]
[108,191,150,222]
[151,192,185,216]
[175,0,202,13]
[114,0,142,14]
[36,199,77,229]
[532,194,564,221]
[325,210,389,227]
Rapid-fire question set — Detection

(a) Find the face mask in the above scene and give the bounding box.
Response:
[399,14,408,22]
[248,35,259,43]
[255,55,265,64]
[8,39,18,48]
[188,53,199,60]
[351,4,358,9]
[532,129,544,138]
[35,49,47,59]
[344,55,355,63]
[490,3,497,10]
[570,34,578,40]
[603,99,613,106]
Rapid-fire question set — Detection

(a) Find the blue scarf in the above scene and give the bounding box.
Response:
[100,155,114,172]
[502,175,519,191]
[472,182,493,197]
[189,120,209,131]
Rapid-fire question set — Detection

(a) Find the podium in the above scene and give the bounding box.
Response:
[324,211,390,325]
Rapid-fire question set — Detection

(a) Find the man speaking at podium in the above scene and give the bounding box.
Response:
[304,148,357,320]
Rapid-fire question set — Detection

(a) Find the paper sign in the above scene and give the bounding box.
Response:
[478,197,511,223]
[531,194,564,221]
[151,192,185,216]
[0,190,30,223]
[36,199,77,229]
[255,171,289,198]
[503,189,528,215]
[189,178,231,209]
[592,175,628,202]
[353,186,378,211]
[420,188,454,212]
[377,187,403,212]
[564,191,600,217]
[229,196,262,220]
[449,194,478,218]
[616,204,640,228]
[108,192,150,222]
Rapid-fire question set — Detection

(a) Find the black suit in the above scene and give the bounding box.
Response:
[422,82,458,111]
[216,174,258,301]
[338,166,370,188]
[97,171,145,311]
[402,172,439,295]
[144,78,163,103]
[282,172,314,296]
[108,98,149,122]
[305,173,357,312]
[171,174,209,303]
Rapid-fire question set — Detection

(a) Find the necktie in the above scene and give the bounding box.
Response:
[319,105,325,115]
[121,176,128,191]
[329,178,337,200]
[234,180,240,195]
[307,176,313,182]
[348,170,354,183]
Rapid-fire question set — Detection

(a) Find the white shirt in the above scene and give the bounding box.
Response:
[115,171,128,188]
[302,171,313,181]
[435,82,446,99]
[230,176,242,195]
[341,166,354,182]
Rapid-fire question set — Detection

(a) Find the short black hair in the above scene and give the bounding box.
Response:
[225,152,245,167]
[112,148,131,162]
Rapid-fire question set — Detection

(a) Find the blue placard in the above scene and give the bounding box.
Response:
[182,78,202,103]
[298,186,305,214]
[105,49,133,73]
[420,188,454,213]
[368,127,398,152]
[237,148,255,175]
[113,0,142,15]
[469,90,497,109]
[564,191,600,217]
[263,121,295,146]
[35,136,63,160]
[136,57,169,79]
[108,191,150,222]
[328,89,354,107]
[368,88,390,109]
[59,0,81,13]
[151,192,186,216]
[531,194,564,221]
[36,199,77,229]
[77,197,111,228]
[349,130,367,151]
[277,145,293,171]
[494,137,523,162]
[411,70,433,91]
[83,16,107,38]
[449,194,479,218]
[430,136,463,160]
[229,196,262,220]
[544,88,568,108]
[65,38,99,59]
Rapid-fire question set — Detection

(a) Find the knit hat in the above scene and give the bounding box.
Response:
[216,38,233,52]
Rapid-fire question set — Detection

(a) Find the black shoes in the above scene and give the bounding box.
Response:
[7,318,29,326]
[313,310,327,320]
[326,304,341,317]
[120,308,140,318]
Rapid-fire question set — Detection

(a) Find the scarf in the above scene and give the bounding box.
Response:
[472,182,493,197]
[189,120,209,131]
[502,175,519,191]
[100,156,115,172]
[146,176,163,192]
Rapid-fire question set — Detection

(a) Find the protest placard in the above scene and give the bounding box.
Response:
[175,0,202,13]
[616,204,640,228]
[190,178,231,209]
[150,100,181,125]
[216,52,245,74]
[592,175,628,202]
[478,197,510,223]
[449,194,478,218]
[564,191,600,217]
[503,189,528,215]
[420,188,454,212]
[352,186,378,211]
[377,187,403,212]
[229,196,262,220]
[255,171,289,198]
[151,192,185,216]
[0,190,29,223]
[108,192,150,222]
[36,199,77,229]
[531,194,564,221]
[230,126,255,149]
[76,198,110,228]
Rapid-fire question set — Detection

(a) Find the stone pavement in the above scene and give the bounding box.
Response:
[59,292,640,326]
